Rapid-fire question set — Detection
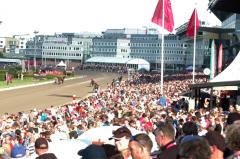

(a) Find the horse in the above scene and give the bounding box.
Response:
[55,76,65,84]
[90,79,95,87]
[92,81,99,93]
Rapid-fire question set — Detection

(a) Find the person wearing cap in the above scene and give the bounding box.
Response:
[128,133,153,159]
[176,121,198,145]
[78,144,107,159]
[34,137,57,159]
[153,122,177,159]
[205,131,225,159]
[109,126,132,159]
[10,143,26,159]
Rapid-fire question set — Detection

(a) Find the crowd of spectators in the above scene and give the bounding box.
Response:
[78,64,128,74]
[0,70,240,159]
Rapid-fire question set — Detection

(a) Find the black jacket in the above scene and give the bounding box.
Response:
[36,153,57,159]
[157,141,178,159]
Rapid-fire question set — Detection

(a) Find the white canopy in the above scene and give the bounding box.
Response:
[86,57,150,71]
[127,58,150,71]
[56,60,66,67]
[211,51,240,82]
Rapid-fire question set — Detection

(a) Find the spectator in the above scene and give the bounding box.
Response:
[205,131,225,159]
[78,144,107,159]
[153,122,177,159]
[26,136,35,157]
[179,135,211,159]
[101,144,122,159]
[34,137,57,159]
[1,135,13,156]
[182,121,198,136]
[225,124,240,159]
[214,117,223,134]
[10,143,26,159]
[198,118,208,136]
[128,133,153,159]
[177,121,198,145]
[109,126,132,159]
[226,112,240,126]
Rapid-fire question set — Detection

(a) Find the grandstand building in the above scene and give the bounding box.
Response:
[21,23,236,72]
[91,28,186,71]
[25,33,96,68]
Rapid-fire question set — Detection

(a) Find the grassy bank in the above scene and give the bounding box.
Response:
[0,77,53,89]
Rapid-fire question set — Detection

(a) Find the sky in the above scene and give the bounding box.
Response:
[0,0,221,37]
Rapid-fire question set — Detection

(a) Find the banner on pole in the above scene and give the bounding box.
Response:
[186,8,200,37]
[218,43,223,74]
[151,0,174,32]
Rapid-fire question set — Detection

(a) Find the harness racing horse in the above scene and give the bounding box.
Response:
[90,79,95,87]
[55,76,65,84]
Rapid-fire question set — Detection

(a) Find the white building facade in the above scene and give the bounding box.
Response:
[25,33,94,68]
[91,28,186,71]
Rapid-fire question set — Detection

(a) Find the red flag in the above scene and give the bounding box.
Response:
[151,0,174,32]
[218,43,223,73]
[186,9,200,37]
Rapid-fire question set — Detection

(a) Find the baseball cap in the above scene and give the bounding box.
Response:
[35,137,48,149]
[78,144,107,159]
[11,144,26,158]
[180,135,202,144]
[109,126,132,140]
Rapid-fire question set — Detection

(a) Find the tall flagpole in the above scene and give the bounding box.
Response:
[192,6,197,84]
[160,0,165,95]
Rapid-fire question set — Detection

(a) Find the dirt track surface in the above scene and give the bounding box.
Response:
[0,71,119,114]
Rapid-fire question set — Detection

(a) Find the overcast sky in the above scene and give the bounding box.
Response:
[0,0,221,37]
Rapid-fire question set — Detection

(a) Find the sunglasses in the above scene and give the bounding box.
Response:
[130,135,144,148]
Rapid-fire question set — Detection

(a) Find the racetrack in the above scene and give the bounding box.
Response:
[0,71,119,114]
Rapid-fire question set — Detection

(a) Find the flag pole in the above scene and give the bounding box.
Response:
[160,0,165,95]
[210,40,215,80]
[192,6,197,84]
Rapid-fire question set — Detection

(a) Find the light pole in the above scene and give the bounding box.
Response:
[33,30,39,72]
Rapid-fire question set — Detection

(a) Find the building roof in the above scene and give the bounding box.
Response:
[199,27,235,33]
[86,57,150,65]
[208,0,240,21]
[190,80,240,89]
[0,58,21,64]
[176,26,234,37]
